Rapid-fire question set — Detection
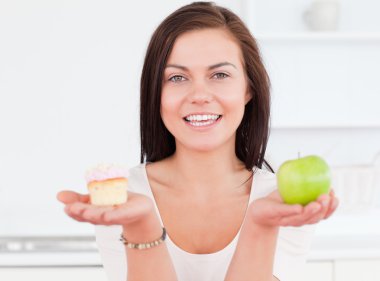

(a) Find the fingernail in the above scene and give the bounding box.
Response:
[322,200,329,207]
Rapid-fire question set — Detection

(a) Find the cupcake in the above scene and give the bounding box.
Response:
[85,164,128,206]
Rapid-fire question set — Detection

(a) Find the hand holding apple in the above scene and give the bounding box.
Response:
[276,155,331,206]
[248,189,339,227]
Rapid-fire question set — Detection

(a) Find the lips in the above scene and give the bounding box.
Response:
[183,113,222,128]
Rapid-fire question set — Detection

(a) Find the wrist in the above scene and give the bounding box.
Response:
[122,210,163,243]
[242,219,279,236]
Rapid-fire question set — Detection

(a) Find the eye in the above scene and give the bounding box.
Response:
[169,75,186,83]
[212,72,229,80]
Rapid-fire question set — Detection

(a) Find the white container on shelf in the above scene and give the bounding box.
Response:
[303,0,341,31]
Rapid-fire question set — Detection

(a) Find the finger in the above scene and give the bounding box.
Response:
[64,202,106,224]
[301,201,322,218]
[65,202,90,217]
[65,213,87,223]
[325,197,339,219]
[63,204,87,222]
[317,194,331,217]
[329,189,335,197]
[64,202,117,225]
[57,190,90,204]
[275,203,303,217]
[279,202,322,226]
[81,206,115,225]
[319,193,334,213]
[304,202,330,225]
[297,193,332,225]
[278,192,333,227]
[318,191,337,220]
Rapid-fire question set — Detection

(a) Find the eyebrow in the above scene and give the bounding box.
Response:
[165,62,237,71]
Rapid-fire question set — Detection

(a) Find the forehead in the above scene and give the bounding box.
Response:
[167,28,244,67]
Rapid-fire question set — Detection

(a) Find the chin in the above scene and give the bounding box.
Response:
[191,144,219,152]
[179,139,227,153]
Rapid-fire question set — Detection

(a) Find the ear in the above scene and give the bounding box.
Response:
[244,90,252,105]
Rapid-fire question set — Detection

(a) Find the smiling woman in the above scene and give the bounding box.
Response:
[57,2,338,281]
[139,3,273,168]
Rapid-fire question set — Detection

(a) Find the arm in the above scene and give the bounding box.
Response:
[225,221,279,281]
[122,210,177,281]
[225,190,338,281]
[57,191,177,281]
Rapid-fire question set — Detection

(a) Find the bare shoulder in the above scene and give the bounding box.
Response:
[145,158,172,187]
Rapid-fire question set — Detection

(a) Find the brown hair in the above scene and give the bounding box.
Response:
[140,1,273,172]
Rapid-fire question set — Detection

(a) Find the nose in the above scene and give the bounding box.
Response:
[187,80,213,104]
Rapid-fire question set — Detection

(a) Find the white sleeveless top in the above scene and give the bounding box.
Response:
[95,163,316,281]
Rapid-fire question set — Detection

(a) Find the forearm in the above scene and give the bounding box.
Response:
[122,212,177,281]
[225,220,279,281]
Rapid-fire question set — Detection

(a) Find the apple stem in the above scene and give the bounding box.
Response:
[298,151,301,159]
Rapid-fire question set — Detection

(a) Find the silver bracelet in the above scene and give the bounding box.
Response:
[120,227,166,250]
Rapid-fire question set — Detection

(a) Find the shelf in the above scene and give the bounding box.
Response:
[0,252,102,266]
[254,32,380,42]
[270,125,380,130]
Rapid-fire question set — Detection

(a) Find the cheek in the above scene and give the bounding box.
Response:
[216,82,247,112]
[160,90,182,126]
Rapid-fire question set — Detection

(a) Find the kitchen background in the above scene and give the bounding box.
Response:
[0,0,379,280]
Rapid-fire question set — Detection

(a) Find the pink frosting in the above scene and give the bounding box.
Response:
[85,163,129,183]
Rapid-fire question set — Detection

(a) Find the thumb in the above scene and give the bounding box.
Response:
[56,190,90,204]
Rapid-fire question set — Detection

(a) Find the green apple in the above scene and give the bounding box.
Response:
[277,155,331,206]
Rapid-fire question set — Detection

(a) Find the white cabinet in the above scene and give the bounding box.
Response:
[0,267,107,281]
[244,0,380,129]
[303,261,334,281]
[254,33,380,129]
[291,261,334,281]
[2,260,380,281]
[294,259,380,281]
[335,259,380,281]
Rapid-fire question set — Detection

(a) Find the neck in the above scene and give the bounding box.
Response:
[165,141,250,196]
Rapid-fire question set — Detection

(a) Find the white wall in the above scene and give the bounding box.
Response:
[0,0,379,236]
[0,0,243,236]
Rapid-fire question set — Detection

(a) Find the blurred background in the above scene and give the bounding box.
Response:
[0,0,379,280]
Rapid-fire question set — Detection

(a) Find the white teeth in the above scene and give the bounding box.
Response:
[184,114,222,127]
[185,114,220,122]
[190,120,215,126]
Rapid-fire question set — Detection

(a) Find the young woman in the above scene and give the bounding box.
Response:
[57,2,338,281]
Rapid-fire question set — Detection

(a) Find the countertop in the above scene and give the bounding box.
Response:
[1,209,379,266]
[0,236,101,266]
[308,208,380,261]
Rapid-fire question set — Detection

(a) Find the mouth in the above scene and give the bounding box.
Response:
[183,113,222,127]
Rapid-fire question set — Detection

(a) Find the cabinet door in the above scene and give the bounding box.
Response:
[292,261,334,281]
[0,267,108,281]
[335,259,380,281]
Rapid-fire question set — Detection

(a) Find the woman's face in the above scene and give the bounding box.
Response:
[161,28,251,153]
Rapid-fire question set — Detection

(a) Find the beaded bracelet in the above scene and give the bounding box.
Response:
[120,227,166,250]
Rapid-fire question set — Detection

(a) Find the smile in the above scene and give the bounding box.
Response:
[183,114,222,127]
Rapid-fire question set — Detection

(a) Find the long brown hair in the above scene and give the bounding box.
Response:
[140,1,273,172]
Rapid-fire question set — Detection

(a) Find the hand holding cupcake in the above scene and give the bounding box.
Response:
[57,164,156,228]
